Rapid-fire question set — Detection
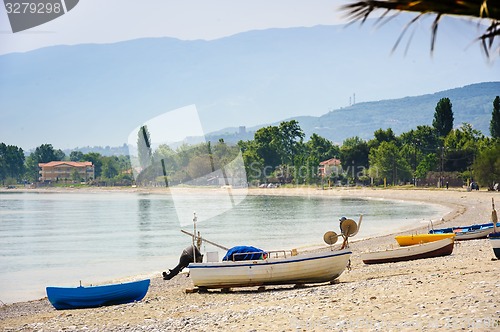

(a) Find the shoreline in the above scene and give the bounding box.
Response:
[1,187,499,331]
[0,185,468,239]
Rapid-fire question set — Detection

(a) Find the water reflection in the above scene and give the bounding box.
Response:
[138,199,152,227]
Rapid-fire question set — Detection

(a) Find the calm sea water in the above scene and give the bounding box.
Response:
[0,191,450,304]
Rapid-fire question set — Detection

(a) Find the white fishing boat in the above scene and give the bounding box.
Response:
[453,227,495,240]
[489,199,500,259]
[489,232,500,259]
[361,237,454,264]
[429,222,499,240]
[182,213,360,290]
[188,248,352,289]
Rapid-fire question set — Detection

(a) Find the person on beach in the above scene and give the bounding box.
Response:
[162,245,203,280]
[339,216,346,230]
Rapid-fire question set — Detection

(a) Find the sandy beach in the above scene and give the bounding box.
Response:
[1,187,499,331]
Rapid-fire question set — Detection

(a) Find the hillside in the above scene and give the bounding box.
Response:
[209,82,500,144]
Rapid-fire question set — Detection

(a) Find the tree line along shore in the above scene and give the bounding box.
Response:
[2,96,500,191]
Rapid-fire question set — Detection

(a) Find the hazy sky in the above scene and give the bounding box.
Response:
[0,0,350,54]
[1,1,498,151]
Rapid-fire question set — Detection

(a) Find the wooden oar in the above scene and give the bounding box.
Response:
[181,229,229,251]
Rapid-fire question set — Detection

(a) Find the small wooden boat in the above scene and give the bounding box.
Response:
[489,232,500,259]
[361,238,454,264]
[429,222,499,240]
[46,279,150,310]
[453,227,495,240]
[395,233,455,246]
[489,199,500,258]
[188,248,352,289]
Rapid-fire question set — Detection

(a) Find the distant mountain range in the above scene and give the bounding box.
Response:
[1,14,498,150]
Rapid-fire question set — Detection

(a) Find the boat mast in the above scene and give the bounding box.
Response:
[192,212,198,262]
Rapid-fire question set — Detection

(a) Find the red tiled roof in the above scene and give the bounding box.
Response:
[39,161,93,167]
[319,158,341,166]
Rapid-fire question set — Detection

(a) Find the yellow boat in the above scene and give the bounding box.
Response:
[395,233,456,246]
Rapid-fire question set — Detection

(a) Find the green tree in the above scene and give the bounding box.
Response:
[0,143,25,184]
[114,155,132,174]
[238,140,265,184]
[82,152,103,178]
[254,126,281,170]
[25,144,65,182]
[433,98,454,137]
[490,96,500,139]
[152,144,177,184]
[32,144,64,163]
[186,154,214,180]
[278,120,305,165]
[305,133,339,162]
[210,139,240,170]
[24,155,38,182]
[304,155,320,185]
[399,125,440,177]
[0,144,5,182]
[413,125,439,152]
[338,137,370,184]
[340,137,369,176]
[415,153,438,179]
[369,141,412,185]
[473,144,500,188]
[445,123,484,151]
[368,128,397,150]
[101,157,119,179]
[444,123,484,172]
[238,121,305,184]
[69,151,84,161]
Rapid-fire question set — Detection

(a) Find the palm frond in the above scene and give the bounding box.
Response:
[342,0,500,57]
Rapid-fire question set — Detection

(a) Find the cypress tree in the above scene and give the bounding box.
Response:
[490,96,500,139]
[432,98,454,137]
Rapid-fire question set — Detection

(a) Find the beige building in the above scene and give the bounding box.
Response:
[39,161,95,182]
[319,158,341,177]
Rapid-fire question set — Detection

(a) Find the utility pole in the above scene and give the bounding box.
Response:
[413,139,419,187]
[440,146,444,188]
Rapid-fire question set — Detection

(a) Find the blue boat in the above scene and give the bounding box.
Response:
[489,232,500,259]
[46,279,150,310]
[429,222,500,240]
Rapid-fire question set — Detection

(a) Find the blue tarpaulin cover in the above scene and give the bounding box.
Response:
[222,246,266,261]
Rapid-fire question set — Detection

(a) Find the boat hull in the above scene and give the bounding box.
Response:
[361,238,454,264]
[430,222,499,240]
[395,233,455,246]
[454,227,494,240]
[46,279,150,310]
[188,249,352,288]
[489,232,500,259]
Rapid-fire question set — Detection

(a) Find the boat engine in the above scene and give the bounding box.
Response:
[162,245,203,280]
